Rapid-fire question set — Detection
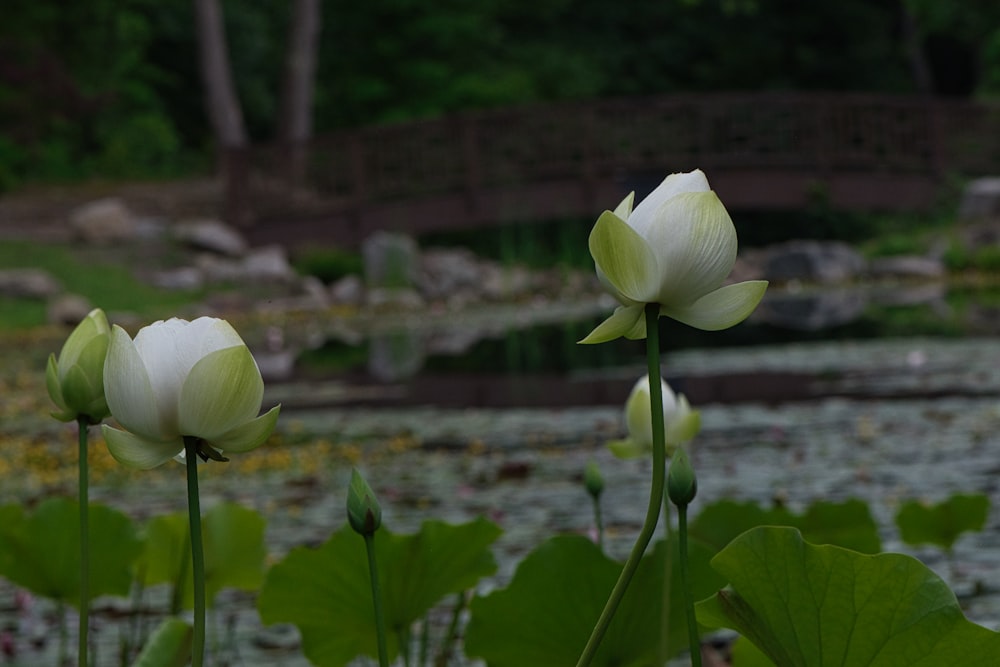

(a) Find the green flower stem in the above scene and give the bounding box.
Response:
[592,496,605,550]
[363,532,390,667]
[184,437,207,667]
[77,417,90,667]
[659,495,674,666]
[677,503,701,667]
[435,592,466,667]
[576,303,666,667]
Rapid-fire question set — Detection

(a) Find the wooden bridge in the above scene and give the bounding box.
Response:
[226,92,1000,247]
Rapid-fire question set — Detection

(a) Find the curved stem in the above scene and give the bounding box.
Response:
[678,504,702,667]
[184,437,206,667]
[364,532,390,667]
[577,303,666,666]
[77,417,89,667]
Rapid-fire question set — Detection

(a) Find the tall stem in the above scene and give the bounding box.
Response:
[677,504,702,667]
[77,417,90,667]
[576,303,666,666]
[659,495,674,665]
[184,437,206,667]
[364,532,390,667]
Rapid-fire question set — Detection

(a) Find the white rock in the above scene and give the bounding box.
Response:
[68,197,137,244]
[0,268,61,298]
[174,219,248,257]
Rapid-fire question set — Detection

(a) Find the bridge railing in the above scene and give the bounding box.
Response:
[227,92,1000,239]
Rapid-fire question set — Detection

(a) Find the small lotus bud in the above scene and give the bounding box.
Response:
[347,468,382,535]
[667,448,698,508]
[584,460,604,500]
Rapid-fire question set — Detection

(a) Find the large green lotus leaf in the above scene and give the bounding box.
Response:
[0,498,139,605]
[689,499,880,554]
[731,635,776,666]
[465,535,724,666]
[257,517,500,667]
[696,526,1000,666]
[135,502,266,610]
[895,493,989,551]
[132,618,192,667]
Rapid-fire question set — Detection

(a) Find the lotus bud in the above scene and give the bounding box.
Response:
[46,308,111,424]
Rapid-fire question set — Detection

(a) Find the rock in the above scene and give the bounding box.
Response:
[757,289,868,330]
[68,197,137,244]
[761,240,866,284]
[958,177,1000,220]
[195,254,243,283]
[481,264,534,301]
[242,245,296,283]
[329,274,365,306]
[418,247,481,299]
[46,294,92,325]
[174,219,248,256]
[363,231,420,289]
[867,255,945,279]
[0,268,61,298]
[151,266,204,290]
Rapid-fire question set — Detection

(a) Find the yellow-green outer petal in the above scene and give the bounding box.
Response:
[179,345,264,439]
[664,280,768,331]
[588,211,660,303]
[46,353,67,412]
[578,304,644,344]
[211,405,280,453]
[607,438,649,459]
[102,425,182,470]
[105,325,163,439]
[62,364,98,416]
[58,309,109,373]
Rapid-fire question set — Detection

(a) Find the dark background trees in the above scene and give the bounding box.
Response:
[1,0,998,190]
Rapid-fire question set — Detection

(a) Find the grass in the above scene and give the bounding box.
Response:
[0,240,206,331]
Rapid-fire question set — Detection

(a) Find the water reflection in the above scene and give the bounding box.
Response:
[257,282,987,409]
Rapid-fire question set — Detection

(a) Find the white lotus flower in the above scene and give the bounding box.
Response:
[101,317,280,469]
[608,376,700,459]
[581,169,768,344]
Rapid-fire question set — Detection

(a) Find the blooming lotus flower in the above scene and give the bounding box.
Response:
[46,308,111,424]
[581,169,768,344]
[102,317,280,469]
[608,376,700,459]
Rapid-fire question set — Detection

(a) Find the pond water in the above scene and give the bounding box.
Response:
[5,282,1000,666]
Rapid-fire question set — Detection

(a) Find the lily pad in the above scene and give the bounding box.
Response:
[696,526,1000,665]
[135,502,266,610]
[257,517,500,667]
[689,498,880,554]
[895,493,989,552]
[465,535,724,666]
[0,498,140,605]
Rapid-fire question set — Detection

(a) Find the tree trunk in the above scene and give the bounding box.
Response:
[193,0,247,148]
[279,0,321,143]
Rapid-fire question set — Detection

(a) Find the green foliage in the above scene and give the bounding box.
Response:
[0,240,202,330]
[132,618,192,667]
[135,502,267,611]
[0,498,140,606]
[689,498,882,554]
[895,493,990,552]
[697,526,1000,665]
[465,536,724,665]
[291,247,364,284]
[258,517,501,667]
